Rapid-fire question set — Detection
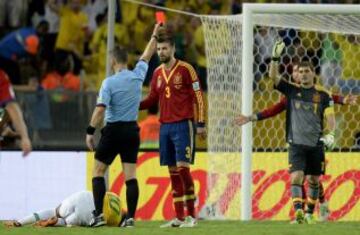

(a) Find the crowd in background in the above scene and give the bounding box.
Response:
[0,0,359,150]
[0,0,359,93]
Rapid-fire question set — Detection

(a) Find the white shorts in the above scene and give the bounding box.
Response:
[58,191,95,226]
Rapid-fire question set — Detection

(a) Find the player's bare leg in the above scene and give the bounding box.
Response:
[33,216,58,227]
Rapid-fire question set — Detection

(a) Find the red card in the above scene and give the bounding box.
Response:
[155,11,166,24]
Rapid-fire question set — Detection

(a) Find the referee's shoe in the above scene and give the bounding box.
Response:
[90,211,106,227]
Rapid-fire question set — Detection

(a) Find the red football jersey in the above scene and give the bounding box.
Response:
[140,60,205,124]
[0,69,15,107]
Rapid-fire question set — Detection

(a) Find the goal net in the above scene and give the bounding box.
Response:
[201,7,360,220]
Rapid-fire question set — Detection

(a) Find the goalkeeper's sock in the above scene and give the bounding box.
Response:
[178,166,196,218]
[126,179,139,219]
[301,183,307,210]
[92,176,106,216]
[169,169,185,220]
[306,182,319,214]
[291,184,303,211]
[18,209,56,225]
[319,181,326,203]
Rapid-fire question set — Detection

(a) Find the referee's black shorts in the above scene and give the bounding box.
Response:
[95,121,140,165]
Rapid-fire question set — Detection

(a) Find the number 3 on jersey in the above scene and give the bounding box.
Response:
[165,86,171,98]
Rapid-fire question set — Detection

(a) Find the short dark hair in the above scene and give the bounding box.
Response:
[111,46,128,63]
[157,35,175,46]
[298,61,314,71]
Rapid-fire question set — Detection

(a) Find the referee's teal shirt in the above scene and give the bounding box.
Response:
[96,60,148,123]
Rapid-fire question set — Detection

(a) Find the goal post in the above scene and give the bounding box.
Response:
[240,3,360,220]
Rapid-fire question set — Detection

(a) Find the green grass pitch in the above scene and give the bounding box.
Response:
[1,221,360,235]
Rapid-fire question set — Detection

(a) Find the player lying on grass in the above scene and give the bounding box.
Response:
[4,191,123,227]
[234,63,357,222]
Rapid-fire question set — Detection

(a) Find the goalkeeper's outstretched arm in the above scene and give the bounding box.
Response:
[234,97,287,126]
[269,40,285,86]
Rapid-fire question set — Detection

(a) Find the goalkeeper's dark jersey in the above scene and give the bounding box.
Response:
[275,79,334,147]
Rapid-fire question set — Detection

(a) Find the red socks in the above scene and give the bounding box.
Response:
[169,169,185,220]
[178,166,196,218]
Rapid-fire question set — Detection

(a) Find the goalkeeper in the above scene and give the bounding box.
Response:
[268,40,336,224]
[234,63,357,222]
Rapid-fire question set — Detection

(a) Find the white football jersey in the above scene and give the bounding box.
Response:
[58,191,95,226]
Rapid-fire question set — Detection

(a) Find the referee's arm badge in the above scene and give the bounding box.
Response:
[97,96,103,104]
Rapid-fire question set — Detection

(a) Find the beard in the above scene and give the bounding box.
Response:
[159,55,171,63]
[301,76,314,87]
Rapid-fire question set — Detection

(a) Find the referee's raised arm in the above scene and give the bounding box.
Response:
[139,23,162,63]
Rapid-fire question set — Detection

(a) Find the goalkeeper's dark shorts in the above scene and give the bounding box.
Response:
[95,121,140,165]
[288,144,325,176]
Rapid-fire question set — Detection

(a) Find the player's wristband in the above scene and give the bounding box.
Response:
[86,125,96,135]
[197,122,205,128]
[250,114,258,122]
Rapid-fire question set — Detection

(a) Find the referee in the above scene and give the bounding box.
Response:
[86,24,160,227]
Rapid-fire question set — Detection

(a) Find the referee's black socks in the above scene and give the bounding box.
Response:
[92,177,106,216]
[126,179,139,219]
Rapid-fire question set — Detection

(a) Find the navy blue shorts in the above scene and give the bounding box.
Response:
[159,120,196,166]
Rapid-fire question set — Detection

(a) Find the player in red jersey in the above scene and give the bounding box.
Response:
[140,31,206,228]
[234,63,357,221]
[0,69,31,156]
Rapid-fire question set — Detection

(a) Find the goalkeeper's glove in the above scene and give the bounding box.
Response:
[271,40,285,62]
[320,131,335,151]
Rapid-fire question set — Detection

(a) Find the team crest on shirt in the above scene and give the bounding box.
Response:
[312,93,320,103]
[157,76,162,88]
[174,73,183,89]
